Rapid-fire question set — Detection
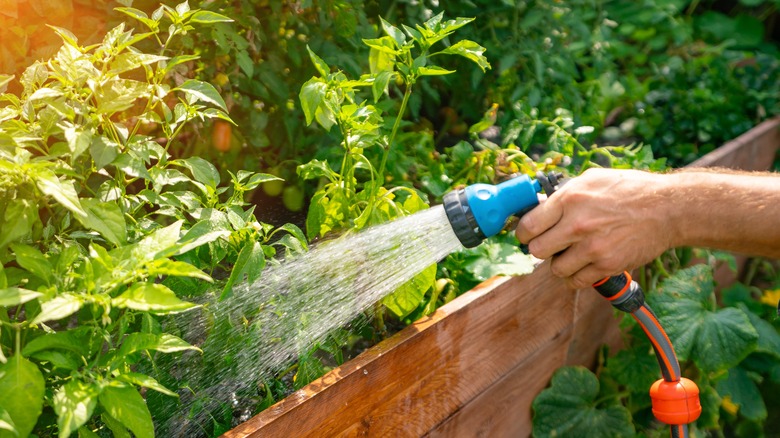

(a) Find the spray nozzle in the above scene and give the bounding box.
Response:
[443,172,563,248]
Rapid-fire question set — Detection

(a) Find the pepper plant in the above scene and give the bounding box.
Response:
[0,3,304,437]
[297,12,489,321]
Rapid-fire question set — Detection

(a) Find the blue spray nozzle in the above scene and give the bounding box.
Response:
[443,173,544,248]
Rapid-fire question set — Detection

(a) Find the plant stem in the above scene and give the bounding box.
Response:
[377,83,413,183]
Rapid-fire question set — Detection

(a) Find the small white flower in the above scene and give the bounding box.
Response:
[575,126,595,135]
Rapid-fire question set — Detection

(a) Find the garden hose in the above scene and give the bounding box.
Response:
[442,172,702,437]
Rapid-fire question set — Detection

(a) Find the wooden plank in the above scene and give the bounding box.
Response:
[688,116,780,170]
[565,288,623,367]
[424,322,572,438]
[223,268,575,437]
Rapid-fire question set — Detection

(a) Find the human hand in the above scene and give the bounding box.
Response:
[516,168,678,289]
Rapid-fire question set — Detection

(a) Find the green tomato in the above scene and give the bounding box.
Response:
[263,179,284,197]
[282,186,305,212]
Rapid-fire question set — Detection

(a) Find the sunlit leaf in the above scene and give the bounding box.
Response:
[0,287,42,307]
[380,16,405,48]
[189,10,233,24]
[98,385,154,438]
[30,294,82,325]
[112,283,198,315]
[0,355,45,438]
[306,46,330,78]
[10,244,53,285]
[116,332,200,357]
[383,264,436,318]
[115,373,178,397]
[437,40,491,72]
[78,199,126,246]
[53,380,100,438]
[176,79,227,112]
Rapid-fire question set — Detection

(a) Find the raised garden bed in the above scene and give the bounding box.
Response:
[224,117,780,438]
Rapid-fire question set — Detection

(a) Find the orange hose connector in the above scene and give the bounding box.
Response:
[649,378,702,425]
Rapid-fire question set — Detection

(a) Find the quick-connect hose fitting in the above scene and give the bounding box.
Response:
[443,174,542,248]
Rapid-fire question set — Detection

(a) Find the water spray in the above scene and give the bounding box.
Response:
[443,172,701,438]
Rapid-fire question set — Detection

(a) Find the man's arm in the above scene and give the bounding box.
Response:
[515,168,780,289]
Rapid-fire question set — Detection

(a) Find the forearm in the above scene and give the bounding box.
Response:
[664,170,780,258]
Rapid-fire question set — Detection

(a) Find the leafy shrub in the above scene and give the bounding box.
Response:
[533,257,780,436]
[0,4,305,436]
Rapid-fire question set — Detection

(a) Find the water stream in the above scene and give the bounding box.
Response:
[159,205,464,435]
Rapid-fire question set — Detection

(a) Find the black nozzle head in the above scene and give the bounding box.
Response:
[443,189,485,248]
[536,171,564,196]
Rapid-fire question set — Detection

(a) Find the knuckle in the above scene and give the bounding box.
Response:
[528,240,549,259]
[517,216,535,241]
[549,259,567,278]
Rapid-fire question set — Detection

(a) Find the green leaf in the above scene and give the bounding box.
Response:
[0,407,15,435]
[0,200,36,247]
[293,351,326,390]
[89,136,119,170]
[740,303,780,358]
[0,75,13,94]
[131,220,183,261]
[0,287,42,307]
[235,51,254,77]
[383,264,436,318]
[416,66,455,76]
[299,78,328,127]
[112,283,198,315]
[10,244,53,284]
[53,380,100,438]
[101,413,130,438]
[306,46,330,78]
[462,241,536,281]
[146,259,212,282]
[176,79,227,112]
[35,170,86,218]
[30,294,82,325]
[437,40,491,72]
[115,372,178,397]
[716,366,767,421]
[297,159,337,181]
[532,366,635,438]
[380,17,405,48]
[172,156,220,188]
[371,71,394,103]
[167,220,230,256]
[98,385,154,438]
[188,10,233,24]
[365,37,397,74]
[78,199,126,246]
[221,241,264,300]
[648,265,759,373]
[63,127,92,159]
[114,7,157,28]
[109,53,168,75]
[0,355,45,438]
[116,332,200,358]
[22,327,94,357]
